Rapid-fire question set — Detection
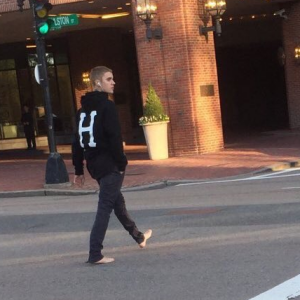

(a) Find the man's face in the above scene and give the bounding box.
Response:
[99,72,115,94]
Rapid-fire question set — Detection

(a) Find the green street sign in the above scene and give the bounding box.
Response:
[49,14,79,30]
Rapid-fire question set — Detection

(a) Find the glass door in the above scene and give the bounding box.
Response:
[0,59,21,139]
[28,53,75,136]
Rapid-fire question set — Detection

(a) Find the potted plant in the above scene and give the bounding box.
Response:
[139,83,170,160]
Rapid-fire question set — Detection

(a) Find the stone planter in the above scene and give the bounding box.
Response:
[141,121,169,160]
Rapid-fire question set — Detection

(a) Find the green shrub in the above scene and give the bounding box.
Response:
[139,84,169,125]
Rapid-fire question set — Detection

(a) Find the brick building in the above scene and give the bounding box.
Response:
[0,0,299,155]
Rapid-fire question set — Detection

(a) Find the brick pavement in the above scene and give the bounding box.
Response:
[1,130,300,193]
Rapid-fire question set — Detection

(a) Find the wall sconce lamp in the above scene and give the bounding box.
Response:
[295,45,300,64]
[199,0,226,38]
[82,72,90,85]
[136,0,163,41]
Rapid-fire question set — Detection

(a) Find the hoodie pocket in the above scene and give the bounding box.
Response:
[86,152,115,179]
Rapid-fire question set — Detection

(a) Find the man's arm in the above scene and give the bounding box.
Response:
[72,110,85,185]
[72,137,84,176]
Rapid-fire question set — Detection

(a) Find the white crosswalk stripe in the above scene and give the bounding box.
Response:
[249,274,300,300]
[176,168,300,187]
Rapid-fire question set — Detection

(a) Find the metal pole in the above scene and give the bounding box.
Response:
[29,0,69,185]
[35,37,57,153]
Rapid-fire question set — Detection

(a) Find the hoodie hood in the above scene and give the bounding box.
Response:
[81,91,108,111]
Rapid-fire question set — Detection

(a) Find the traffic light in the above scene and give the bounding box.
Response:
[33,0,53,37]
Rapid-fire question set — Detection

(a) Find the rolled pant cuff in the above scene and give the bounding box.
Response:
[87,254,104,263]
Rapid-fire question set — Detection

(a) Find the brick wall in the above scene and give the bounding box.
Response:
[132,0,224,156]
[67,28,133,142]
[282,2,300,129]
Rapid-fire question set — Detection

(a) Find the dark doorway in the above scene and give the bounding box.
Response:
[216,19,289,139]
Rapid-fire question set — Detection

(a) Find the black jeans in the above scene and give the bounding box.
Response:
[24,127,36,149]
[88,170,144,262]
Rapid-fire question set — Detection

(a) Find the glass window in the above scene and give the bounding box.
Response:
[17,69,33,106]
[56,65,75,133]
[0,41,75,141]
[0,69,21,138]
[28,53,54,67]
[55,53,68,65]
[0,59,15,71]
[30,65,60,135]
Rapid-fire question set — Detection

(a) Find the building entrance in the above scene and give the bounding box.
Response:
[0,40,75,141]
[216,17,289,139]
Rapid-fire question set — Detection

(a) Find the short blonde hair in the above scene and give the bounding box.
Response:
[90,66,112,87]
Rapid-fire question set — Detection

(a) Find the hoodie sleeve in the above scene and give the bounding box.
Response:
[103,101,128,171]
[72,110,85,175]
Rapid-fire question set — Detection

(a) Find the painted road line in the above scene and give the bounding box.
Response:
[249,274,300,300]
[176,170,300,187]
[256,173,300,180]
[282,187,300,190]
[176,175,270,187]
[254,168,300,178]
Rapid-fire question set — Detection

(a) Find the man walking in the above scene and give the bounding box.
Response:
[21,104,36,150]
[72,66,152,265]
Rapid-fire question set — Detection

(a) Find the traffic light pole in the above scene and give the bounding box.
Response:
[35,37,56,153]
[29,0,69,185]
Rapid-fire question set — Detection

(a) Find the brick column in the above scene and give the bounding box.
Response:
[132,0,224,156]
[282,2,300,129]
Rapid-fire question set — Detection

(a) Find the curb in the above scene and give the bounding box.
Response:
[0,190,46,198]
[0,189,98,198]
[1,159,300,198]
[122,181,168,192]
[252,160,300,174]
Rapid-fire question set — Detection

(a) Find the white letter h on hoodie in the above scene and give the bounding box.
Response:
[79,111,97,148]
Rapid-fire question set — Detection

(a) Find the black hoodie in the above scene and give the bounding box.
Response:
[72,91,128,180]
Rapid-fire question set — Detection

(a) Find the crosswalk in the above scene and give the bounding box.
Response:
[176,167,300,299]
[249,274,300,300]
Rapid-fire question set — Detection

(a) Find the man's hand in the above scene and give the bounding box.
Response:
[74,175,85,187]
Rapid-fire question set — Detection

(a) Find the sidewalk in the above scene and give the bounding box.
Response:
[1,129,300,196]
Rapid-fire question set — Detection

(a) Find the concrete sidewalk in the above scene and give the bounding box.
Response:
[1,129,300,197]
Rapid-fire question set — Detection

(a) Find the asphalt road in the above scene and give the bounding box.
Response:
[1,169,300,300]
